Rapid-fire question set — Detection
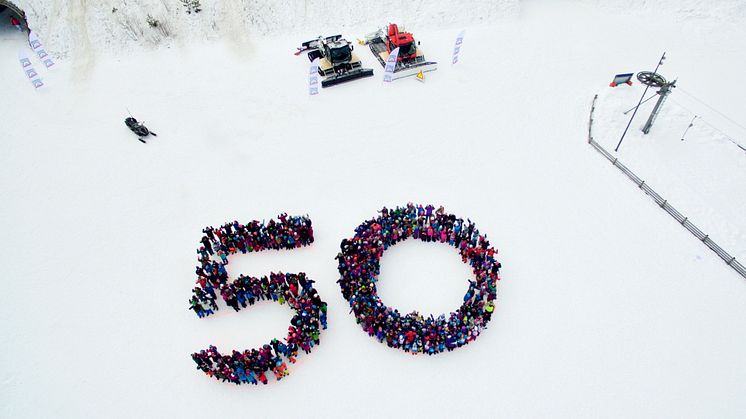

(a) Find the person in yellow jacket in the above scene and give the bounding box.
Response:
[485,301,495,314]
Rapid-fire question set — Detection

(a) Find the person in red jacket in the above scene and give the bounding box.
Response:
[10,16,22,31]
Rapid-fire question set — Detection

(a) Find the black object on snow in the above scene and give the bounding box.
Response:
[125,117,157,143]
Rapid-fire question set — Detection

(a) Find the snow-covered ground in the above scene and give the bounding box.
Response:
[2,1,746,418]
[594,85,746,262]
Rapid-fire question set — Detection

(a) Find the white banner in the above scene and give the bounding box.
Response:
[452,30,465,65]
[309,57,320,95]
[28,31,55,69]
[383,47,400,83]
[19,49,44,89]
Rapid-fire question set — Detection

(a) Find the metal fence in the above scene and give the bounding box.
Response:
[587,94,746,280]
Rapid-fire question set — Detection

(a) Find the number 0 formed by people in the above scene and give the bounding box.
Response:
[189,204,501,386]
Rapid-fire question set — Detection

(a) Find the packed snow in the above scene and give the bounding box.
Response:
[2,0,746,418]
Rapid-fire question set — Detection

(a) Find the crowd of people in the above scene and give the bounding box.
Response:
[189,214,315,317]
[336,203,501,355]
[190,215,327,385]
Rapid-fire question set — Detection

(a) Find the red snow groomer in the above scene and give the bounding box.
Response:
[361,24,438,80]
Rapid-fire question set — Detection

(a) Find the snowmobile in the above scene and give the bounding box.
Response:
[295,35,374,88]
[125,117,157,144]
[361,24,438,80]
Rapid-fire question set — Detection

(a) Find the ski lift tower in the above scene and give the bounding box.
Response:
[615,52,666,152]
[638,71,677,134]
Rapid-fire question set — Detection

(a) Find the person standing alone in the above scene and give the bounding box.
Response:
[10,16,23,32]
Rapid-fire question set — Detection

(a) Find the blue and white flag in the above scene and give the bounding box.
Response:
[19,49,43,89]
[28,31,55,69]
[452,30,465,65]
[383,47,400,83]
[309,57,320,95]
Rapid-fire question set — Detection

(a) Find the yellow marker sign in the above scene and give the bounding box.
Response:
[416,70,425,82]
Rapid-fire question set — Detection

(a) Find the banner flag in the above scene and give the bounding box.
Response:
[383,47,400,83]
[452,30,465,64]
[28,31,55,69]
[19,49,44,89]
[309,57,320,95]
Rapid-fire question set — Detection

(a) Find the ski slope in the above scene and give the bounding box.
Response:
[2,1,746,418]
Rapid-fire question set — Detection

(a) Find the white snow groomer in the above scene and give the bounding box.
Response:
[361,24,438,80]
[296,35,374,88]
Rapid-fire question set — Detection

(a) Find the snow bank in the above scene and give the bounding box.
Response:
[19,0,746,57]
[580,0,746,24]
[15,0,520,56]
